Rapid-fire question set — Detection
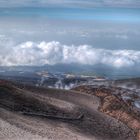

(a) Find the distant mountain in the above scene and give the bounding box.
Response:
[0,63,140,79]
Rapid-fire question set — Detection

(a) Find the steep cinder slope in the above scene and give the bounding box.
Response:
[0,81,136,140]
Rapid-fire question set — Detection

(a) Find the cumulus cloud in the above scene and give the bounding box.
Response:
[1,41,140,69]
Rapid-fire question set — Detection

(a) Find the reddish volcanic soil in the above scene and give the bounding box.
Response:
[73,85,140,140]
[0,81,137,140]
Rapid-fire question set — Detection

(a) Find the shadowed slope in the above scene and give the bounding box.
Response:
[0,81,136,140]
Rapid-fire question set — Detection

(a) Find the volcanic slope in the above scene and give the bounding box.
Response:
[0,81,136,140]
[73,85,140,140]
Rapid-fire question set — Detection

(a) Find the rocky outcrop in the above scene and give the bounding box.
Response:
[73,85,140,140]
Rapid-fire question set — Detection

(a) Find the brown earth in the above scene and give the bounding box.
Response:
[0,81,136,140]
[73,85,140,140]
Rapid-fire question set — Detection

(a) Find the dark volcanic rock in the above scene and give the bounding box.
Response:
[0,81,82,120]
[0,80,136,140]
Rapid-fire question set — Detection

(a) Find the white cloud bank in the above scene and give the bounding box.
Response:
[1,41,140,68]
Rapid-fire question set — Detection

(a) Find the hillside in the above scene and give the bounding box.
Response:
[0,80,136,140]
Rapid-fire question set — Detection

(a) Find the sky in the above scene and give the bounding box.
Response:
[0,0,140,77]
[0,0,140,8]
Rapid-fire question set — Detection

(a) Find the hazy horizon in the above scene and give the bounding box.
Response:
[0,0,140,77]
